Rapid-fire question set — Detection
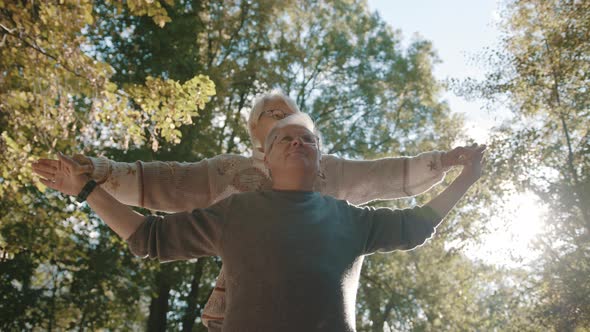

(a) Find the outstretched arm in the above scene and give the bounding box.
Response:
[425,144,486,224]
[356,144,486,254]
[32,154,214,212]
[321,145,483,205]
[34,153,144,240]
[33,153,224,261]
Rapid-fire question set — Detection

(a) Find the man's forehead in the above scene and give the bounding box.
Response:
[275,124,313,136]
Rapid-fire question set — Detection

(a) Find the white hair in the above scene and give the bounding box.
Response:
[248,90,301,148]
[263,113,322,155]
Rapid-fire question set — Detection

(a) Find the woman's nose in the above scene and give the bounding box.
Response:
[291,139,301,147]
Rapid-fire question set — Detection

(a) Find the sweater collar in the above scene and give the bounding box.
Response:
[252,148,265,162]
[268,189,319,201]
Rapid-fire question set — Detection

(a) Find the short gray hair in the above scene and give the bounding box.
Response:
[248,90,301,148]
[264,113,322,155]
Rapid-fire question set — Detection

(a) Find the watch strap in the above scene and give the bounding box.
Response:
[76,180,98,203]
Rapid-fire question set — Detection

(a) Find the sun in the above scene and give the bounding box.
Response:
[465,191,548,267]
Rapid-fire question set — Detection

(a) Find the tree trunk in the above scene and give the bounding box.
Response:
[181,259,206,332]
[550,60,590,228]
[558,109,590,229]
[147,266,172,332]
[371,299,394,332]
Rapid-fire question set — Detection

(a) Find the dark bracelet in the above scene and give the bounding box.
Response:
[76,180,98,203]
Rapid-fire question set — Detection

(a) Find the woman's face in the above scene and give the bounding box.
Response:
[252,99,297,149]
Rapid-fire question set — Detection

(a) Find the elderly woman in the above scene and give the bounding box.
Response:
[32,91,479,330]
[35,114,485,332]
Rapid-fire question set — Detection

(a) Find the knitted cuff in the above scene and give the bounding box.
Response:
[88,156,112,184]
[71,154,93,174]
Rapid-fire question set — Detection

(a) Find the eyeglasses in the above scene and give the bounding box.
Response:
[274,134,318,146]
[258,109,290,121]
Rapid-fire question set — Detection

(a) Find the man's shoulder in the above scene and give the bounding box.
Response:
[205,190,263,212]
[222,190,267,202]
[316,192,355,208]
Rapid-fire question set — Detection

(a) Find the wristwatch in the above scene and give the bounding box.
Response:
[76,180,98,203]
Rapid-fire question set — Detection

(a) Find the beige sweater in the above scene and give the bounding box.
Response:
[90,150,449,212]
[88,149,449,327]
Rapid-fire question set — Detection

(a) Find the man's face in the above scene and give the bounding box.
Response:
[253,99,297,147]
[265,125,320,177]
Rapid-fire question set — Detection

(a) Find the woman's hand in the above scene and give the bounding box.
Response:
[32,154,93,178]
[425,143,487,221]
[441,143,487,169]
[457,144,487,184]
[32,152,91,196]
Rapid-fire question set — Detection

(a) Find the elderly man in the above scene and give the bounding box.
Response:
[35,113,485,332]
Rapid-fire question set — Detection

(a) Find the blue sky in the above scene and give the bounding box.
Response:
[367,0,507,143]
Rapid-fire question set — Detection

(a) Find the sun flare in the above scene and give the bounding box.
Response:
[467,191,548,266]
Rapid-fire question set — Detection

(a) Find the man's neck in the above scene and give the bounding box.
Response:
[271,184,314,192]
[271,174,314,191]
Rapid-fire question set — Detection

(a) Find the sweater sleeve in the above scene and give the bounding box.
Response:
[126,198,230,262]
[349,204,442,255]
[89,157,213,213]
[320,151,450,205]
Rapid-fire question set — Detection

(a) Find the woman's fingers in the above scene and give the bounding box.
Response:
[32,160,57,173]
[32,168,55,180]
[458,144,484,165]
[57,152,76,167]
[464,144,486,156]
[32,165,55,178]
[35,158,59,168]
[474,143,486,151]
[39,178,59,190]
[448,147,466,164]
[453,146,467,156]
[33,155,92,174]
[32,161,57,180]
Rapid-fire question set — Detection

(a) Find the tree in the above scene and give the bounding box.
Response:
[455,0,590,330]
[0,1,213,329]
[1,0,526,330]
